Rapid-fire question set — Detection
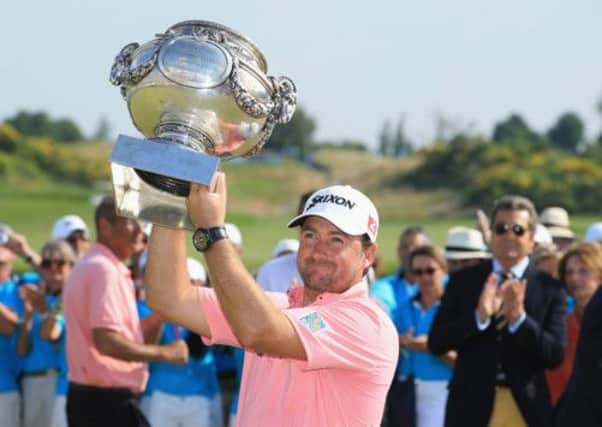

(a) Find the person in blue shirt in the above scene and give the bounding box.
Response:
[0,245,25,427]
[17,240,75,427]
[227,347,244,427]
[399,245,455,427]
[370,225,430,427]
[139,257,223,427]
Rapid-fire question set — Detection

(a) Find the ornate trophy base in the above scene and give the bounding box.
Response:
[111,135,219,229]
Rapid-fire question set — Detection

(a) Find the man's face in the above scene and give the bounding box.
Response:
[297,216,373,296]
[447,257,483,274]
[398,232,429,271]
[0,247,14,283]
[553,237,574,253]
[103,216,143,261]
[67,230,90,257]
[490,209,534,268]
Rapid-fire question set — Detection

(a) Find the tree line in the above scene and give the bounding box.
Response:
[3,106,602,213]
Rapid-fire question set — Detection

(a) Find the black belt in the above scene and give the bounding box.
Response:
[68,382,138,397]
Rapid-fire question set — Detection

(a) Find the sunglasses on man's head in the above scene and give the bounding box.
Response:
[41,259,68,269]
[493,223,527,237]
[412,267,437,276]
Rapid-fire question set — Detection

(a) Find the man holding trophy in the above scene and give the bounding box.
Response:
[106,20,397,425]
[145,176,399,426]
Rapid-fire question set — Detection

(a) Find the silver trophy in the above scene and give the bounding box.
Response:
[109,20,296,229]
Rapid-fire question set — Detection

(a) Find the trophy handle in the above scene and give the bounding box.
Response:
[229,57,274,119]
[230,57,297,157]
[229,57,297,123]
[110,42,158,90]
[268,75,297,125]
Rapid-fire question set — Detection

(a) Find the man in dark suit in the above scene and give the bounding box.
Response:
[428,195,567,427]
[555,284,602,427]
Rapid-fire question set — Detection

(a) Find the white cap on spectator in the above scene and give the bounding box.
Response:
[225,223,242,248]
[585,222,602,243]
[540,207,574,239]
[143,223,153,238]
[288,185,379,243]
[534,224,553,245]
[444,227,490,260]
[140,253,207,283]
[272,239,299,258]
[187,257,207,282]
[51,215,89,240]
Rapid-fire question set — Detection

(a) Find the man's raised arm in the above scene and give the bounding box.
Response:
[145,227,211,338]
[147,173,305,360]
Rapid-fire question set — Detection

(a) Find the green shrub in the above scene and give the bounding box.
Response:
[0,123,22,152]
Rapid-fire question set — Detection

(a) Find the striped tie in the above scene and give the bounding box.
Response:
[495,271,512,330]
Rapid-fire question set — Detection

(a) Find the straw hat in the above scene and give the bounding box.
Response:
[444,227,490,260]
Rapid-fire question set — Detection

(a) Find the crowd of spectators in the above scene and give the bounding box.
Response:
[1,193,601,426]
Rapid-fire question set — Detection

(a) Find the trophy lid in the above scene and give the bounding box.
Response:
[164,20,268,74]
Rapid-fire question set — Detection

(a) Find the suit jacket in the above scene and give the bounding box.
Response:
[555,285,602,427]
[428,259,567,427]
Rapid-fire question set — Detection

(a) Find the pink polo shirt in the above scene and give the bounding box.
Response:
[63,243,148,392]
[199,281,398,426]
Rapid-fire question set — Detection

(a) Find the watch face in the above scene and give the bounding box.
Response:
[193,226,228,252]
[193,229,209,251]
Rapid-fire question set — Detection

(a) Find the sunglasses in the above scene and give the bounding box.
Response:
[412,267,437,276]
[41,259,69,269]
[493,223,527,237]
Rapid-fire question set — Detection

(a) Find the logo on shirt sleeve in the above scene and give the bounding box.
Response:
[299,311,327,333]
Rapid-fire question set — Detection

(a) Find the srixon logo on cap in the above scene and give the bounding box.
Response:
[307,194,356,211]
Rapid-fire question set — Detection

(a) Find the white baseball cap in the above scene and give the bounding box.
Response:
[287,185,379,243]
[585,222,602,243]
[272,239,299,258]
[187,257,207,282]
[225,223,242,248]
[51,215,89,240]
[142,223,153,237]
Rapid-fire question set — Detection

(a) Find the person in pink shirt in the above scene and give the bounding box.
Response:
[62,196,188,427]
[145,173,399,426]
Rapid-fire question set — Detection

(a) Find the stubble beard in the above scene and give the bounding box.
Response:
[300,261,335,294]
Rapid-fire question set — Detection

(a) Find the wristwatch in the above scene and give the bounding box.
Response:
[192,226,228,252]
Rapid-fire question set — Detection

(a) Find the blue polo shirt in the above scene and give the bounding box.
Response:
[0,278,23,392]
[138,301,220,398]
[371,270,417,379]
[398,295,452,381]
[54,315,68,395]
[22,293,61,373]
[229,347,245,416]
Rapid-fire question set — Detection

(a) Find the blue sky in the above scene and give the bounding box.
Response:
[2,0,601,148]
